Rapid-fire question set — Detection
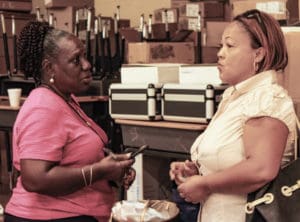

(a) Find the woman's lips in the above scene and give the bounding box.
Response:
[82,75,92,84]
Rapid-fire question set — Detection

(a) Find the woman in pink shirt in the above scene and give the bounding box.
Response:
[4,21,135,222]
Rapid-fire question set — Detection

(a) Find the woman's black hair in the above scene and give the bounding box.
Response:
[18,21,71,85]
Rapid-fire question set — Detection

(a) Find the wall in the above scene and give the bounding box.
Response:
[94,0,171,28]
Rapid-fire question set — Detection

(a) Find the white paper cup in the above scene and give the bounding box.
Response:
[7,88,22,108]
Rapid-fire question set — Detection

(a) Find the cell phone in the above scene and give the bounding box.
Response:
[129,145,149,159]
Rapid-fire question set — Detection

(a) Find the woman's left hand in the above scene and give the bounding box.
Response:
[122,167,136,190]
[177,175,211,204]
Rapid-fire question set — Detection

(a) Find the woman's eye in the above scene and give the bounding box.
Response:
[73,56,80,65]
[226,43,234,48]
[83,53,87,59]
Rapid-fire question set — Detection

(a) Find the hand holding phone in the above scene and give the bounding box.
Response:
[129,145,149,159]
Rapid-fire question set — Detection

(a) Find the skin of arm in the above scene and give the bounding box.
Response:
[20,153,134,196]
[177,116,289,203]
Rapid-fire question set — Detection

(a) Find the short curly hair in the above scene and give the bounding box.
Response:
[18,21,71,85]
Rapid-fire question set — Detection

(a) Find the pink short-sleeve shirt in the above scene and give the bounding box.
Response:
[5,87,114,220]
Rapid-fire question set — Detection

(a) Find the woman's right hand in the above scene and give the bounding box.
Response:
[95,153,134,182]
[169,160,199,185]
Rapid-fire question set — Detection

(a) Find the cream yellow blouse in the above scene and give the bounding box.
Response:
[190,70,297,222]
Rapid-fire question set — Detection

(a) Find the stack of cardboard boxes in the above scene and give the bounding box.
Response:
[127,0,229,64]
[280,27,300,116]
[44,0,94,34]
[230,0,288,21]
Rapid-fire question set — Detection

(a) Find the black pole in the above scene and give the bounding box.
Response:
[115,32,120,59]
[1,13,11,77]
[86,30,91,64]
[196,12,202,64]
[12,34,17,74]
[12,16,18,74]
[86,9,92,65]
[99,32,105,76]
[139,14,144,42]
[197,31,202,63]
[94,32,99,74]
[106,37,113,75]
[164,10,170,42]
[120,36,125,64]
[3,33,11,77]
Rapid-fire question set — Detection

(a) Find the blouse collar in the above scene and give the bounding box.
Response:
[222,70,278,100]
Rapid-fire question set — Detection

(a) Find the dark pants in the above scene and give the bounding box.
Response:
[4,213,98,222]
[172,182,200,222]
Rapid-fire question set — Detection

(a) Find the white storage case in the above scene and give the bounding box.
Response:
[162,83,228,123]
[109,83,162,121]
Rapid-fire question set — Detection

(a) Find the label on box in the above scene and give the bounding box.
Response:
[187,17,198,30]
[256,1,286,14]
[78,8,88,20]
[161,10,176,23]
[186,3,200,17]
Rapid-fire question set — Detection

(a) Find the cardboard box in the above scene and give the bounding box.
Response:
[281,27,300,101]
[119,28,140,42]
[178,16,199,30]
[153,8,179,23]
[0,0,32,12]
[48,6,76,33]
[231,0,288,20]
[120,63,180,84]
[204,21,229,47]
[44,0,94,8]
[179,1,225,18]
[293,100,300,119]
[100,17,130,35]
[127,42,195,64]
[286,0,300,24]
[171,0,188,9]
[201,46,219,63]
[179,64,222,84]
[178,16,225,31]
[151,23,178,40]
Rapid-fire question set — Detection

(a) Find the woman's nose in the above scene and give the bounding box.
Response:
[81,58,91,71]
[217,47,224,59]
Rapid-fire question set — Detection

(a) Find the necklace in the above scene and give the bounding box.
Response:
[40,84,107,146]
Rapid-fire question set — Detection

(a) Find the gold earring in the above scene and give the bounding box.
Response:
[49,76,55,84]
[253,61,258,74]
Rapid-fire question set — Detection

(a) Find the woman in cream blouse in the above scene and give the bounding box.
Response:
[169,9,297,222]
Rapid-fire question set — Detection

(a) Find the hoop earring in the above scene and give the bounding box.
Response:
[49,75,55,84]
[253,61,259,74]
